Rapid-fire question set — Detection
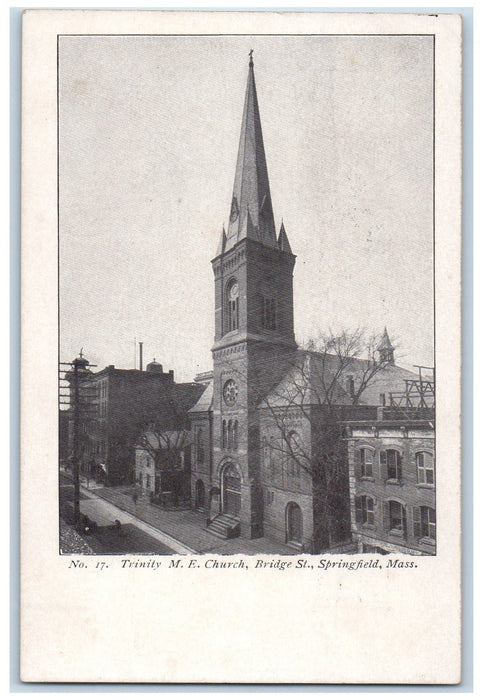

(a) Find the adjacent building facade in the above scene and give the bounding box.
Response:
[66,358,203,486]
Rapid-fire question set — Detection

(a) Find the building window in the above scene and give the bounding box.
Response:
[261,296,277,330]
[226,280,239,333]
[380,449,402,481]
[287,431,301,477]
[384,500,407,537]
[146,474,150,489]
[355,495,375,526]
[359,448,374,478]
[233,420,238,450]
[421,506,436,540]
[227,419,233,449]
[416,451,434,485]
[346,376,355,397]
[222,420,227,449]
[270,437,276,477]
[197,428,204,464]
[413,506,436,541]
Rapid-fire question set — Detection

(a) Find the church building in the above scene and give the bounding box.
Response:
[189,55,428,553]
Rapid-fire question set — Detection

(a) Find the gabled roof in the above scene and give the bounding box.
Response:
[188,380,213,413]
[169,383,206,414]
[259,350,421,410]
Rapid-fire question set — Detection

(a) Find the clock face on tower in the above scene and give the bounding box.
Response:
[223,379,238,406]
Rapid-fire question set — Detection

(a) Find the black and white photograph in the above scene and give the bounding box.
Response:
[20,10,462,684]
[58,34,436,557]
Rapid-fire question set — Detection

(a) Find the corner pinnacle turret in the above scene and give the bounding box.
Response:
[224,53,278,253]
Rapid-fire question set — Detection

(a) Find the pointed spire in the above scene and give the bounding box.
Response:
[224,53,278,253]
[216,225,227,256]
[378,326,394,351]
[278,220,293,254]
[377,327,395,365]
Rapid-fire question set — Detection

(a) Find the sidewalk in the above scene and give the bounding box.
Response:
[89,485,295,555]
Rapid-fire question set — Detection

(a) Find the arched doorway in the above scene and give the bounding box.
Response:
[222,464,241,518]
[195,479,205,510]
[286,502,303,544]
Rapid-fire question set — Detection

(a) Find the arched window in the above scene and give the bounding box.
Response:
[233,420,238,450]
[227,419,233,449]
[197,428,204,464]
[287,431,301,477]
[416,451,434,485]
[355,495,375,526]
[384,500,407,537]
[359,448,374,478]
[269,437,276,478]
[262,437,268,468]
[226,280,239,333]
[286,502,303,544]
[261,295,277,330]
[222,420,227,449]
[380,449,402,481]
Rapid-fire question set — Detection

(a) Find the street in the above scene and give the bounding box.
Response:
[59,473,191,555]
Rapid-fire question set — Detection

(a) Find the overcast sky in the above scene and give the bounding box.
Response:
[59,35,434,381]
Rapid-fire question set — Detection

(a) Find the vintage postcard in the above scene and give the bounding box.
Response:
[21,10,462,683]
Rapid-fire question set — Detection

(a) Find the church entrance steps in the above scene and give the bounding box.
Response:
[205,514,241,539]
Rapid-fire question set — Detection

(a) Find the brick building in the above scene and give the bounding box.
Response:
[345,379,435,555]
[188,56,432,553]
[66,358,203,485]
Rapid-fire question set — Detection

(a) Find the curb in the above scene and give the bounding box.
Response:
[80,485,199,555]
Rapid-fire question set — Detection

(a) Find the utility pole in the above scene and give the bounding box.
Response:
[59,351,97,528]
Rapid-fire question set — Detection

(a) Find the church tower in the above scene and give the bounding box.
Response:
[210,54,297,538]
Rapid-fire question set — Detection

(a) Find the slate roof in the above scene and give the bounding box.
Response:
[188,380,213,413]
[259,350,422,409]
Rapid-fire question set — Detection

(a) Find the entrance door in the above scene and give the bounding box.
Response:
[223,465,241,517]
[195,479,205,510]
[287,502,303,544]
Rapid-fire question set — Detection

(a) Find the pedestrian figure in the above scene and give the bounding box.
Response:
[132,493,138,506]
[114,519,122,533]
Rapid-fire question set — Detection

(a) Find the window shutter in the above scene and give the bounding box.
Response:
[382,501,390,531]
[402,505,407,537]
[413,506,421,539]
[368,498,375,525]
[380,451,387,481]
[355,449,362,478]
[355,496,362,524]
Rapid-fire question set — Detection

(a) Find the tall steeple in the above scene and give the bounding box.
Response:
[225,52,278,252]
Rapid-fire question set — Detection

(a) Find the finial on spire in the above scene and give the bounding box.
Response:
[79,348,83,358]
[249,49,254,66]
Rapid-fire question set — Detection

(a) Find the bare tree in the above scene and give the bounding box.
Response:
[258,328,398,551]
[136,425,193,505]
